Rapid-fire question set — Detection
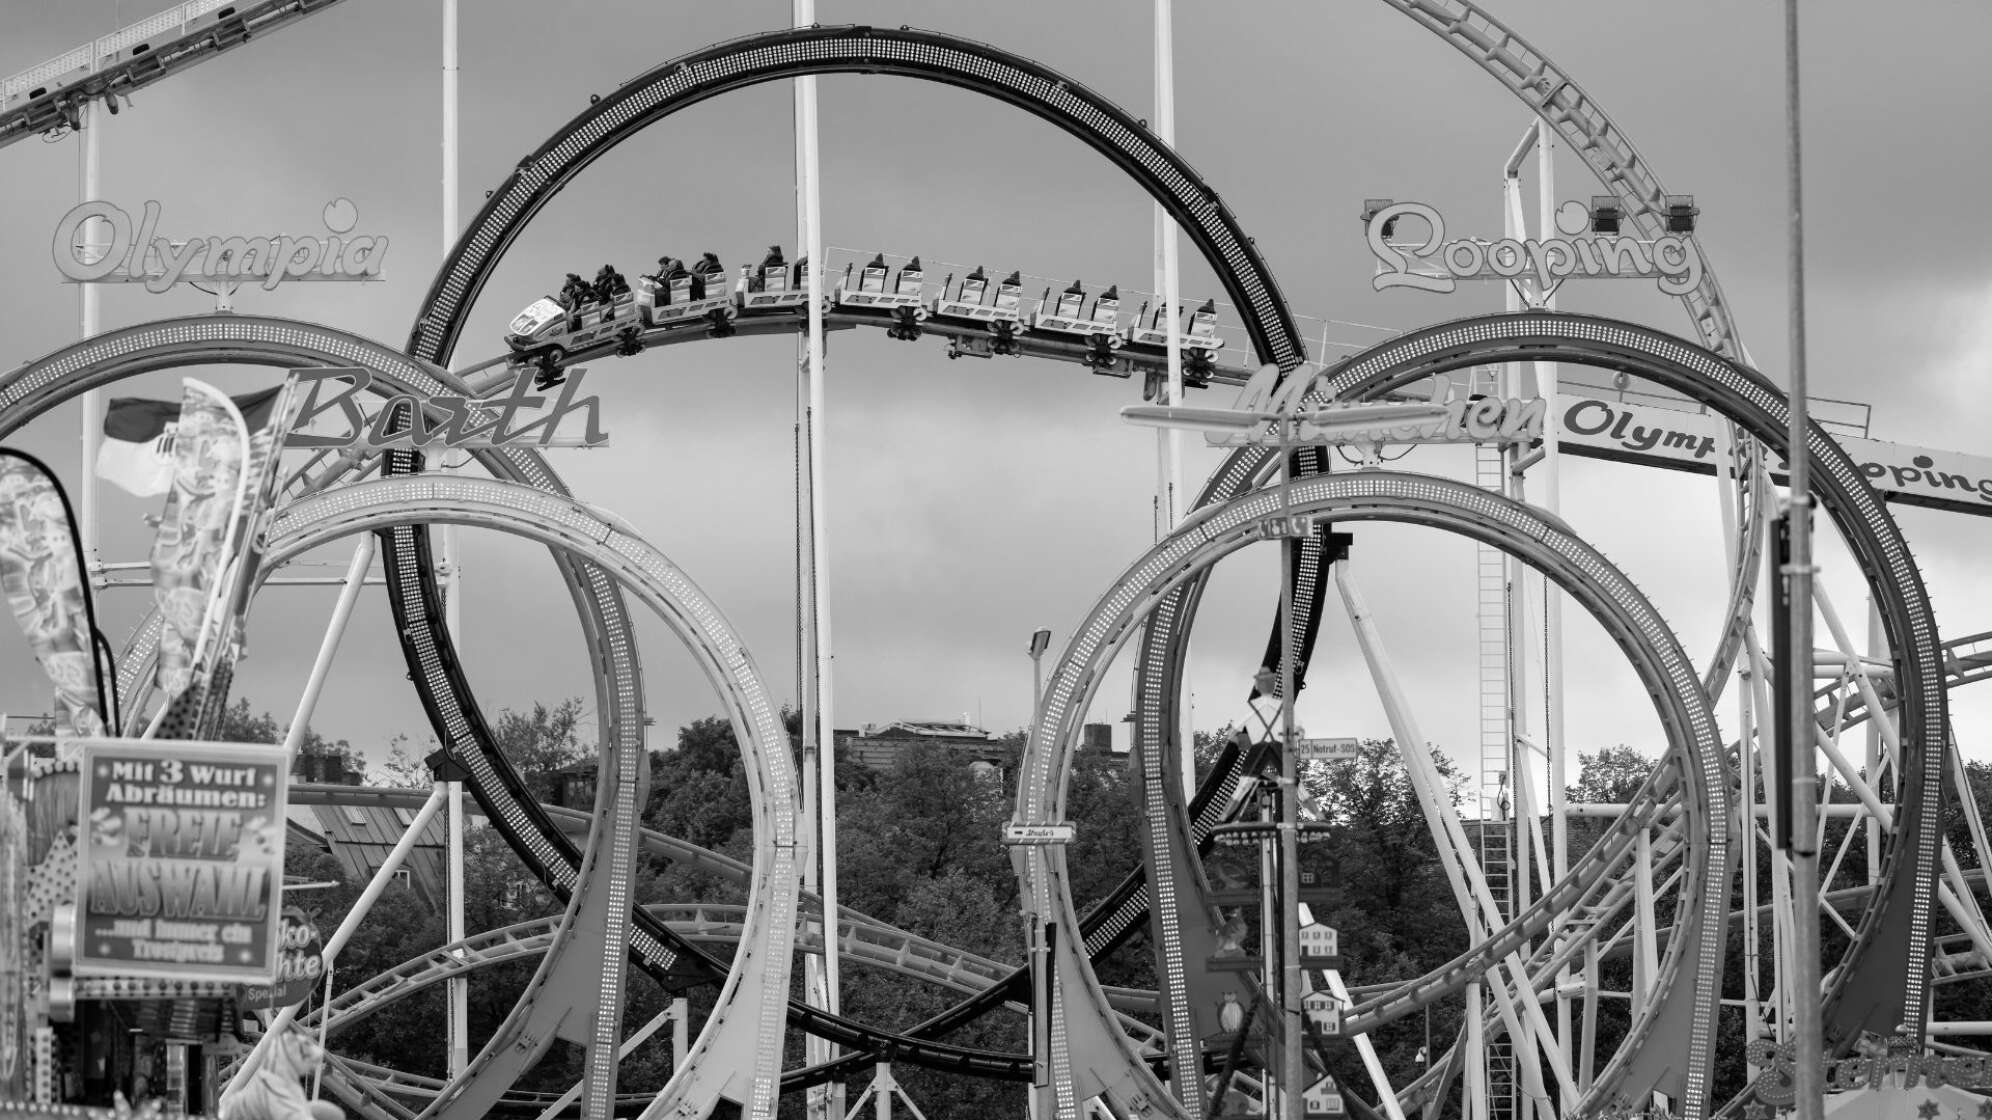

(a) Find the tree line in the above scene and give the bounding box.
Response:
[239,700,1992,1118]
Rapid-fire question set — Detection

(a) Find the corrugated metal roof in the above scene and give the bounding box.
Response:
[280,800,449,910]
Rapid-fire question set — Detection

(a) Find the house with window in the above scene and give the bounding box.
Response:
[285,797,450,909]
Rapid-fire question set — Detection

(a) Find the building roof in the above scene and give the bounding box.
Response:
[864,720,993,741]
[285,798,449,908]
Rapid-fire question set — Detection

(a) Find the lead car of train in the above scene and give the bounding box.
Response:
[504,248,1226,386]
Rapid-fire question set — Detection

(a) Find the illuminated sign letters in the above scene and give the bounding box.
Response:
[286,367,609,450]
[1746,1039,1992,1105]
[53,198,387,293]
[1214,368,1545,450]
[1365,200,1701,297]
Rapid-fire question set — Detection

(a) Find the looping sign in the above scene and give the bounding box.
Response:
[1365,200,1702,297]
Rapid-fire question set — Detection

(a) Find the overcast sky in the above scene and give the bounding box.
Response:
[2,1,1988,791]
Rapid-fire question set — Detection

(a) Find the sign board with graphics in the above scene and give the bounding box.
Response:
[240,907,325,1009]
[1364,200,1701,297]
[1745,1038,1992,1105]
[287,367,609,450]
[1126,370,1544,452]
[74,739,289,983]
[53,199,386,293]
[1296,737,1362,761]
[1556,395,1992,519]
[1003,823,1076,845]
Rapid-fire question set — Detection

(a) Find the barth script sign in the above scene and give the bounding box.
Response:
[74,739,290,984]
[287,367,609,450]
[53,199,386,293]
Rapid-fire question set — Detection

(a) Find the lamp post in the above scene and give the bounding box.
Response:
[1121,395,1450,1120]
[1028,628,1053,725]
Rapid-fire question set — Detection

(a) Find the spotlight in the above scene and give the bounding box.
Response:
[1588,195,1622,235]
[1663,194,1699,234]
[1361,198,1398,239]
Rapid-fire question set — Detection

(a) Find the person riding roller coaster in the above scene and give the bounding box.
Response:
[651,256,691,303]
[558,272,591,330]
[593,265,631,316]
[693,252,725,301]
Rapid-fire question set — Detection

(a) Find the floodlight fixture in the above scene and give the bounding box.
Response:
[1361,198,1399,238]
[1588,195,1623,235]
[1663,194,1699,233]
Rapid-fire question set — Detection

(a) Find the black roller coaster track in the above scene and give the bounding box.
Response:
[387,19,1761,1099]
[1281,310,1948,1065]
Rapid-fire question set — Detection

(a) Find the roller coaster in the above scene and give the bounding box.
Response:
[2,7,1989,1120]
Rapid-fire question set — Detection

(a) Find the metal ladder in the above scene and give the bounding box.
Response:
[1469,366,1518,1120]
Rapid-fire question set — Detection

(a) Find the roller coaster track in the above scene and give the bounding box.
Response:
[0,0,353,149]
[0,15,1880,1116]
[1014,468,1732,1120]
[1290,312,1947,1080]
[255,475,806,1120]
[392,18,1779,1116]
[397,24,1327,1109]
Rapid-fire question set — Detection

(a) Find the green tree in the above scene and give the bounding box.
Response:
[1566,744,1656,805]
[491,698,590,802]
[370,733,431,789]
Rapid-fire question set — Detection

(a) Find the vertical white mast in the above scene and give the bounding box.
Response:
[79,103,102,575]
[441,0,469,1082]
[792,3,842,1115]
[1152,0,1192,794]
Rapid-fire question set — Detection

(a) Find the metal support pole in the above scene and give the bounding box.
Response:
[1864,598,1883,886]
[78,102,102,577]
[1781,6,1824,1120]
[1276,420,1303,1120]
[1322,967,1406,1120]
[237,784,449,1082]
[440,1,468,1077]
[1535,116,1572,1074]
[281,538,374,755]
[1151,0,1192,796]
[793,3,842,1115]
[1151,0,1197,799]
[530,1003,683,1120]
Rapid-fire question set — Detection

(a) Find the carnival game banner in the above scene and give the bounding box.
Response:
[73,739,287,983]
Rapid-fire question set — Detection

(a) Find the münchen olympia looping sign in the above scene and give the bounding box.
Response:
[53,199,387,293]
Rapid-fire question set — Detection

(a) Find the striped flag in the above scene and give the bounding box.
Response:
[95,387,280,497]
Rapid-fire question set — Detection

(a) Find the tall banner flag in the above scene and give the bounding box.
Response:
[149,382,253,703]
[213,380,303,667]
[0,454,107,737]
[96,387,281,498]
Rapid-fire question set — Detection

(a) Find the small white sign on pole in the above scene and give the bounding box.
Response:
[1003,822,1076,845]
[1295,737,1361,761]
